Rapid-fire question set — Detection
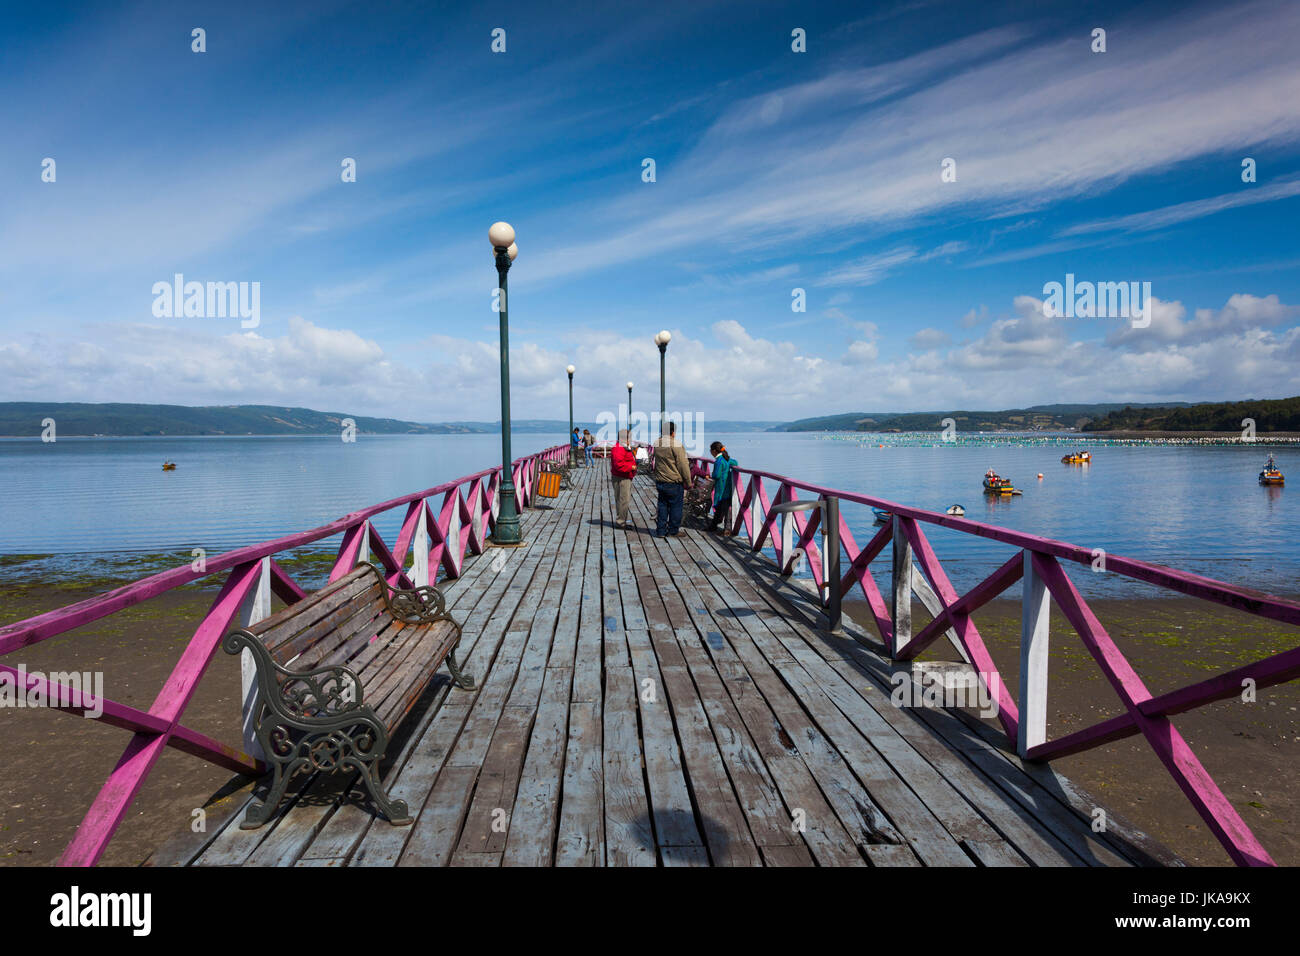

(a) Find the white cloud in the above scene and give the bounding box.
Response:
[1062,177,1300,237]
[910,328,952,350]
[5,289,1296,422]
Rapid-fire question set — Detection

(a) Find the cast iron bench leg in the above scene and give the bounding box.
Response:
[446,640,476,690]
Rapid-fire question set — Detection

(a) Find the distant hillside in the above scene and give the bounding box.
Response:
[1083,396,1300,432]
[0,403,460,437]
[0,403,785,437]
[709,420,786,432]
[772,412,902,432]
[774,402,1194,433]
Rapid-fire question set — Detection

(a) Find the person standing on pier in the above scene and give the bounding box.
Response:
[707,441,737,534]
[610,429,637,528]
[652,420,691,536]
[582,428,595,466]
[571,427,582,466]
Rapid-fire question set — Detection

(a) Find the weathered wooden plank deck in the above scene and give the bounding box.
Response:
[148,464,1177,867]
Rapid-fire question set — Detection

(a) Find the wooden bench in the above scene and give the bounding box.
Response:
[222,562,474,830]
[685,475,715,526]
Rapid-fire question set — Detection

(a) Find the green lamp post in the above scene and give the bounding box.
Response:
[655,329,671,424]
[567,364,576,465]
[489,221,522,546]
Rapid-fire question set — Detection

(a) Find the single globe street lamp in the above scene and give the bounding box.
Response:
[654,329,671,422]
[489,221,522,546]
[567,364,576,465]
[627,381,634,445]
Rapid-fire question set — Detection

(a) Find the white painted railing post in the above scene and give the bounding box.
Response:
[412,503,430,587]
[780,505,795,575]
[358,519,370,567]
[749,483,762,548]
[1018,550,1050,756]
[890,517,912,658]
[446,492,462,576]
[238,556,272,760]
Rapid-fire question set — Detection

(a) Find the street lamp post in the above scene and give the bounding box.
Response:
[489,221,522,546]
[567,364,575,465]
[626,381,634,446]
[654,330,671,426]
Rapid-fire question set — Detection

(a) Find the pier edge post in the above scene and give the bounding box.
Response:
[238,556,272,760]
[1018,549,1051,756]
[890,517,912,658]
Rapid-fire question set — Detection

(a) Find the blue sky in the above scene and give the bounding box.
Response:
[2,0,1299,422]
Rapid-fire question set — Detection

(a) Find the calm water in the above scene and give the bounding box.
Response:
[0,433,1294,598]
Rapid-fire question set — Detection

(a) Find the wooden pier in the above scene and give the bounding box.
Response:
[146,464,1175,867]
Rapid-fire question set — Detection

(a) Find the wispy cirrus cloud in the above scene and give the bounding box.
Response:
[1061,176,1300,237]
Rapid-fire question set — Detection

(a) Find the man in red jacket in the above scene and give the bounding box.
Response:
[610,429,638,527]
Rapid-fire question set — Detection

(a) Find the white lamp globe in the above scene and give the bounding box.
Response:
[566,364,575,374]
[627,381,634,390]
[656,329,672,346]
[488,221,515,248]
[506,242,518,261]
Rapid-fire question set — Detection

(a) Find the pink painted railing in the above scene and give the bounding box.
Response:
[689,456,1300,867]
[0,443,569,866]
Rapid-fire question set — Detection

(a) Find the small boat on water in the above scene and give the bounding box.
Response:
[1259,455,1285,485]
[872,507,892,523]
[1061,451,1091,463]
[982,469,1019,495]
[946,504,965,517]
[162,461,177,471]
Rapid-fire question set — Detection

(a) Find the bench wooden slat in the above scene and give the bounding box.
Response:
[254,569,375,645]
[289,601,390,672]
[263,579,384,661]
[374,625,460,729]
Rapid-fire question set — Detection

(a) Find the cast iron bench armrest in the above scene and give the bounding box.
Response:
[361,562,462,631]
[223,628,367,718]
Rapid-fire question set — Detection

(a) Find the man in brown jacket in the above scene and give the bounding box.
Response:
[652,421,691,536]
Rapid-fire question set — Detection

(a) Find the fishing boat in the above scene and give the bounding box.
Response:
[946,504,965,516]
[1061,451,1091,463]
[162,461,177,471]
[982,469,1019,494]
[872,507,892,523]
[1259,455,1285,486]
